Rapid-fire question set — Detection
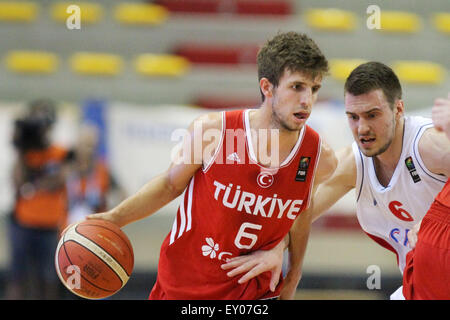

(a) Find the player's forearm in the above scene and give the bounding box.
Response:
[109,172,182,227]
[310,146,356,223]
[311,182,353,222]
[279,219,311,300]
[284,212,312,286]
[287,223,311,281]
[310,186,337,222]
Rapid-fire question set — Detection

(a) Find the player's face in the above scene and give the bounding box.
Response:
[345,89,399,157]
[270,70,322,131]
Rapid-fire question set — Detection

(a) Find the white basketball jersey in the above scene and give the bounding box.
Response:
[353,116,447,273]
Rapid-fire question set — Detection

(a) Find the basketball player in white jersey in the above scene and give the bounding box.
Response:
[223,62,450,299]
[86,32,338,299]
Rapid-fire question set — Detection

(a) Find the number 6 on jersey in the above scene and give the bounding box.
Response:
[234,222,262,250]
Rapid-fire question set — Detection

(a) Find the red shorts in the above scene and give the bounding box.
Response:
[403,200,450,300]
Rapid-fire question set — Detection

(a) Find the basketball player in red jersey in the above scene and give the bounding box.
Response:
[87,32,337,299]
[402,95,450,299]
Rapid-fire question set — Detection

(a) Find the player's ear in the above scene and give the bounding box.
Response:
[394,99,404,118]
[259,77,274,100]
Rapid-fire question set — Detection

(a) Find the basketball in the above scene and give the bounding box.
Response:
[55,219,134,299]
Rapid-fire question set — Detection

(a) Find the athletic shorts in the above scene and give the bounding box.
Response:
[402,200,450,300]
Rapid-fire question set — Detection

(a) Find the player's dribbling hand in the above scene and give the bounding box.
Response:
[86,211,123,227]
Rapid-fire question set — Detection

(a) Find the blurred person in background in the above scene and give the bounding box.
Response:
[402,95,450,300]
[5,99,69,299]
[65,123,126,226]
[224,62,449,300]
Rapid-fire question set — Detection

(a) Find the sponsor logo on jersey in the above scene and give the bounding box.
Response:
[213,180,303,220]
[405,156,421,183]
[295,156,310,182]
[201,237,232,261]
[389,228,410,246]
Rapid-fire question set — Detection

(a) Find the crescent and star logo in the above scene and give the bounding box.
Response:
[257,172,274,188]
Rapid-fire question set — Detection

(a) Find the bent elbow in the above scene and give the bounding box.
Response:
[164,172,187,200]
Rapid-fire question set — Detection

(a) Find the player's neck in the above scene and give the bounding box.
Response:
[248,107,301,167]
[251,105,301,137]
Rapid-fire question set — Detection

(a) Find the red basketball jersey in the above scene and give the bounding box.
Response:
[149,109,321,300]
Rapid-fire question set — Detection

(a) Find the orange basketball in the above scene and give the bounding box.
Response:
[55,219,134,299]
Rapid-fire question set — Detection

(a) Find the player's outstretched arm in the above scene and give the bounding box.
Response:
[310,145,357,222]
[87,112,223,228]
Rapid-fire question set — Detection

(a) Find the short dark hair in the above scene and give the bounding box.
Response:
[257,32,329,101]
[344,61,402,107]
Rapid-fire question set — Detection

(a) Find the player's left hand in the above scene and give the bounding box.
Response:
[220,242,284,292]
